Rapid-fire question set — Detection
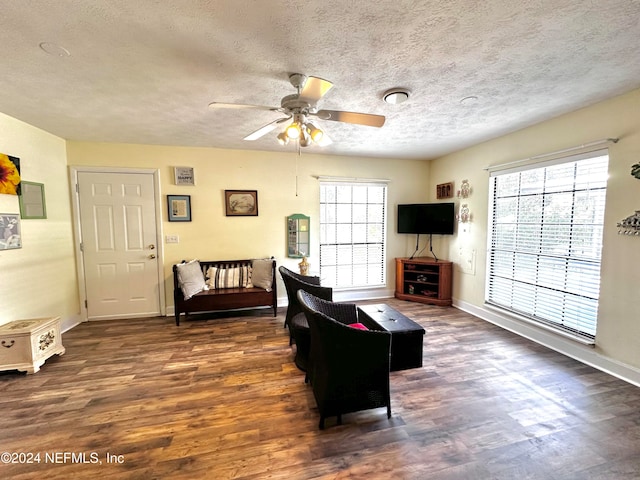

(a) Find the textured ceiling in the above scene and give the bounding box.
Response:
[1,1,639,160]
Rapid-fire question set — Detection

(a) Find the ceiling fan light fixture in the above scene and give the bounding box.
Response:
[276,131,289,145]
[383,88,410,105]
[285,122,301,139]
[306,122,324,143]
[299,130,312,148]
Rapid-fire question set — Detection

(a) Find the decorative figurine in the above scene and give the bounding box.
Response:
[298,256,310,275]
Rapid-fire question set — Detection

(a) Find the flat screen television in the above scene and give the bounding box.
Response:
[397,203,455,235]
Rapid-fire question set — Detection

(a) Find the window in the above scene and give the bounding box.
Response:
[319,181,387,288]
[486,151,609,340]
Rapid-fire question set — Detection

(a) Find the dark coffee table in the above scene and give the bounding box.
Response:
[357,304,425,371]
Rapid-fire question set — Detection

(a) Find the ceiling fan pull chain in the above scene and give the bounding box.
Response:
[295,149,300,197]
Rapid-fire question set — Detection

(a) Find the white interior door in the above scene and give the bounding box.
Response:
[78,171,161,320]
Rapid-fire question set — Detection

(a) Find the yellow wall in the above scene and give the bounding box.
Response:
[429,88,640,377]
[0,113,80,329]
[65,142,432,307]
[2,87,638,383]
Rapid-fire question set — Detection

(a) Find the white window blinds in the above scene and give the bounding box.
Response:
[319,181,387,288]
[486,151,609,340]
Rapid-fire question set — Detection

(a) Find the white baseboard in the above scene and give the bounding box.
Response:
[453,298,640,388]
[332,287,395,303]
[61,314,83,333]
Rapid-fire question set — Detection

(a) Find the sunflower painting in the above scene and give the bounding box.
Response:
[0,153,21,195]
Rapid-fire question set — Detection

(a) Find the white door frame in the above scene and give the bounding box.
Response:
[69,166,166,322]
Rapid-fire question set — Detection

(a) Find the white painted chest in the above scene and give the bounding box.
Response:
[0,317,65,374]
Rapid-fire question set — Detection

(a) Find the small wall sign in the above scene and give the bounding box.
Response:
[174,167,195,186]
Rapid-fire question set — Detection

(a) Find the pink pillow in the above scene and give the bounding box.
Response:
[348,323,369,331]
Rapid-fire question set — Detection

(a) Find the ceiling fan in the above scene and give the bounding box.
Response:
[208,73,385,147]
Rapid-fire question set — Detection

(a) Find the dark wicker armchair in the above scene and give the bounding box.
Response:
[278,266,332,372]
[297,290,392,429]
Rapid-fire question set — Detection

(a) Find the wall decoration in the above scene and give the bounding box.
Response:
[287,213,310,258]
[457,179,471,198]
[0,153,21,195]
[0,214,22,249]
[174,166,195,185]
[298,256,310,275]
[225,190,258,216]
[459,203,471,223]
[167,195,192,222]
[631,163,640,180]
[19,181,46,219]
[436,182,454,199]
[617,211,640,235]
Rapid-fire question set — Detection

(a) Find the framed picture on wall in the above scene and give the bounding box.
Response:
[225,190,258,216]
[167,195,192,222]
[436,182,454,199]
[0,153,21,195]
[0,213,22,249]
[19,181,47,219]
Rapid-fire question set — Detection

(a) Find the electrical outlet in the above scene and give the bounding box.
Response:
[165,234,179,244]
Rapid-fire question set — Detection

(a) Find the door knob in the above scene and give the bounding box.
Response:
[148,254,156,259]
[148,244,155,250]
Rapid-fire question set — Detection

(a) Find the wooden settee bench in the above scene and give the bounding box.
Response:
[173,258,277,326]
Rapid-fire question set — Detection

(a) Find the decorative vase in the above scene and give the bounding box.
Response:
[298,256,309,276]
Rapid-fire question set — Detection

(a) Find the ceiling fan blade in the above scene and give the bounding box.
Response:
[298,76,334,103]
[315,109,385,127]
[243,117,290,141]
[209,102,282,112]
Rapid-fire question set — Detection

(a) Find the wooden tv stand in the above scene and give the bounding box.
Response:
[395,257,452,306]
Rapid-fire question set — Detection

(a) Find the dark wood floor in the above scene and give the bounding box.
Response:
[1,299,639,480]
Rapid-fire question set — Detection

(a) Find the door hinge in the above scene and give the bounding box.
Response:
[80,243,84,252]
[76,183,79,193]
[84,300,88,309]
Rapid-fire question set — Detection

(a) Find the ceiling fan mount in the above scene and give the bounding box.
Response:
[280,94,312,114]
[288,73,307,91]
[209,73,385,147]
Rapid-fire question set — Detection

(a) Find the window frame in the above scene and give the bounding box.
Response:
[319,180,387,289]
[485,149,609,341]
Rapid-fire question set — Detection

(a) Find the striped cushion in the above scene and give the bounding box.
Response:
[206,265,251,289]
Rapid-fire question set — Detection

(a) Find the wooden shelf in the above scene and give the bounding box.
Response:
[395,257,452,306]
